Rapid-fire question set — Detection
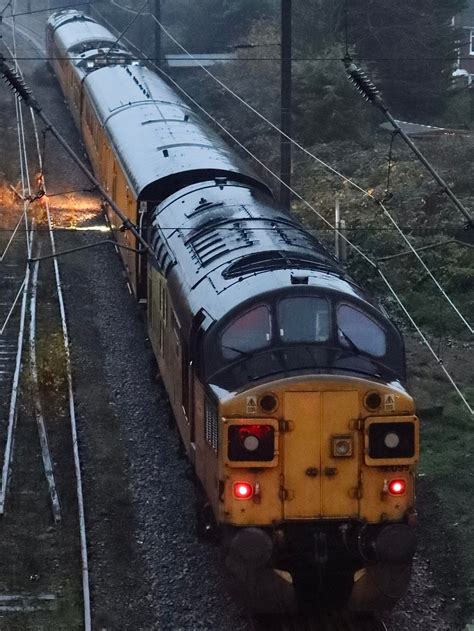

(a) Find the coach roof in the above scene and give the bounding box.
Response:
[83,64,267,200]
[48,11,117,53]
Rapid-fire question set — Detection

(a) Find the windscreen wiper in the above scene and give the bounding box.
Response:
[337,327,363,354]
[221,345,252,359]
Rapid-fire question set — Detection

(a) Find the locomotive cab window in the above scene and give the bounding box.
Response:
[336,304,386,357]
[221,305,271,360]
[278,297,330,343]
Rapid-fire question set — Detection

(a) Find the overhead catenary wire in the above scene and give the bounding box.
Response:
[0,0,11,15]
[344,58,473,228]
[91,5,473,415]
[146,11,472,335]
[109,0,151,16]
[378,205,472,333]
[4,55,474,62]
[377,268,473,418]
[5,1,91,18]
[104,1,474,61]
[0,24,33,327]
[0,212,26,261]
[105,0,149,56]
[0,54,156,264]
[11,15,33,257]
[0,226,468,233]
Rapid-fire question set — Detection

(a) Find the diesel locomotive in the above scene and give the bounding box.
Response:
[47,10,419,613]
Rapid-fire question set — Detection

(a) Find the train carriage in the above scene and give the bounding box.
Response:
[47,10,419,613]
[47,11,266,298]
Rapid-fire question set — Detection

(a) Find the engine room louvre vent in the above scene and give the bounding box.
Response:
[205,398,218,451]
[223,251,335,278]
[187,223,253,267]
[150,226,176,275]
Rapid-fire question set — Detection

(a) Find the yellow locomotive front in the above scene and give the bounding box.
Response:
[220,380,417,527]
[217,379,418,612]
[199,290,418,612]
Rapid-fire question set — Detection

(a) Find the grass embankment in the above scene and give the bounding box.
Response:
[419,394,474,622]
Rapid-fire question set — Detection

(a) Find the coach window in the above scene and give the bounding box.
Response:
[278,297,330,343]
[221,305,271,360]
[337,304,386,357]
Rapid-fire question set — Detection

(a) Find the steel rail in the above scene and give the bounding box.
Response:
[43,193,92,631]
[30,107,93,630]
[29,251,62,523]
[0,18,34,513]
[2,17,93,628]
[32,119,93,631]
[0,264,29,515]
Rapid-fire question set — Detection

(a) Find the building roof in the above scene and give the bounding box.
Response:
[380,120,470,138]
[455,0,474,26]
[165,53,237,68]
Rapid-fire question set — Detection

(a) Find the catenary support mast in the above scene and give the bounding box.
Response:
[280,0,292,211]
[154,0,161,69]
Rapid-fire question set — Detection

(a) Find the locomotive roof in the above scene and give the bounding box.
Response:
[47,11,116,52]
[83,64,266,200]
[149,181,380,328]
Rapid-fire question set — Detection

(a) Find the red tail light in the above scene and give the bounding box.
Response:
[233,482,253,500]
[388,479,406,496]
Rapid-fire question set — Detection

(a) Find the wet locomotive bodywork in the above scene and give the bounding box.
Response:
[47,10,419,613]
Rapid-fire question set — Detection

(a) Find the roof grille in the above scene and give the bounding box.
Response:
[223,251,337,278]
[186,221,254,267]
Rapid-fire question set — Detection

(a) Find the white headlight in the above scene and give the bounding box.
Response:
[384,432,400,449]
[243,435,260,452]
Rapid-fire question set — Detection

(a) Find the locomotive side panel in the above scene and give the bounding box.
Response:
[194,381,220,510]
[148,267,193,450]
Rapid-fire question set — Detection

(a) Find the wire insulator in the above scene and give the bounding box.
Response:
[0,55,40,111]
[343,57,381,104]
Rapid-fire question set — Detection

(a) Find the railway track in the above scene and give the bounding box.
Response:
[0,5,91,628]
[0,198,30,514]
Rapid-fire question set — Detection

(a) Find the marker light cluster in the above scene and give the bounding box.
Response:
[368,422,415,459]
[228,424,274,461]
